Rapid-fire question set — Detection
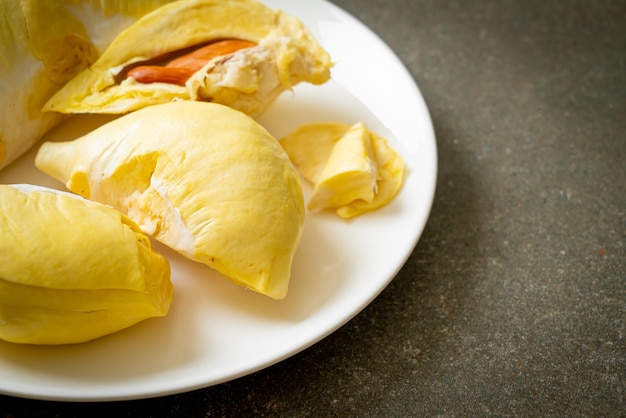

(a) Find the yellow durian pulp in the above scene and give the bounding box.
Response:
[0,0,178,171]
[308,123,378,210]
[0,184,172,345]
[35,101,305,300]
[43,0,332,117]
[280,122,405,218]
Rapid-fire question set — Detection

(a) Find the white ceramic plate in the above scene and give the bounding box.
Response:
[0,0,436,401]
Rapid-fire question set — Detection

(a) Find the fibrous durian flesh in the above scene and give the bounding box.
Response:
[0,184,173,345]
[0,0,178,171]
[43,0,332,117]
[36,101,305,300]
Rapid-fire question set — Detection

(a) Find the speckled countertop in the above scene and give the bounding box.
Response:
[2,0,624,416]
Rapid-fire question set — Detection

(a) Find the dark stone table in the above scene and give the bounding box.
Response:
[2,0,624,416]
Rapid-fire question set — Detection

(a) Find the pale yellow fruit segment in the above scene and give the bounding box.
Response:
[0,0,179,171]
[43,0,332,117]
[0,184,172,345]
[35,101,305,300]
[280,122,405,218]
[308,123,378,210]
[278,123,349,183]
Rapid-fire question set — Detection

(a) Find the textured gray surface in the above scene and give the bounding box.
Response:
[2,0,625,416]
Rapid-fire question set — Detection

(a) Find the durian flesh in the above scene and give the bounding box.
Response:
[0,0,178,171]
[35,101,305,300]
[280,122,405,218]
[43,0,333,117]
[0,184,172,345]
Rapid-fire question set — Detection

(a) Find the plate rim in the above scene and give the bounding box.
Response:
[0,0,437,401]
